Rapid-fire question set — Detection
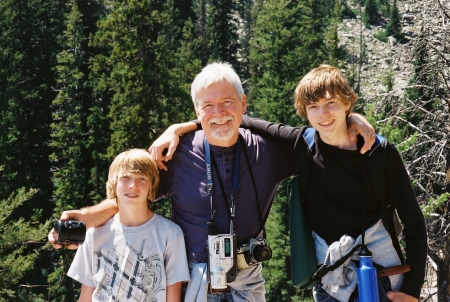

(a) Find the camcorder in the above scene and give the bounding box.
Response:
[237,238,273,270]
[207,221,237,289]
[53,219,86,245]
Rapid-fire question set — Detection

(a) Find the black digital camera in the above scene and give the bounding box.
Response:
[237,238,272,270]
[53,219,86,245]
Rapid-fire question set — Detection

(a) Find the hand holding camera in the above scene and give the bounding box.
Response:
[52,219,86,245]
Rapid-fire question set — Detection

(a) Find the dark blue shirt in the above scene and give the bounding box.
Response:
[157,128,294,262]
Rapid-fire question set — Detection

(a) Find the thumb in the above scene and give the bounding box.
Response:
[348,124,357,141]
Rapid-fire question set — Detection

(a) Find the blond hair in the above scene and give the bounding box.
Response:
[294,65,358,118]
[106,149,159,209]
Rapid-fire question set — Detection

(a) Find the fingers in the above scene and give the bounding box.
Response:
[164,137,179,161]
[156,160,168,171]
[49,225,80,250]
[60,210,79,221]
[149,144,169,171]
[359,129,376,154]
[348,124,357,141]
[64,243,80,250]
[48,228,63,249]
[386,291,418,302]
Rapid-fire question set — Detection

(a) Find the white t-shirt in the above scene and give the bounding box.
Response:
[68,213,190,301]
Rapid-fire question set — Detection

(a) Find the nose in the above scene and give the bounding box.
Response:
[319,106,328,116]
[212,104,223,115]
[128,178,137,188]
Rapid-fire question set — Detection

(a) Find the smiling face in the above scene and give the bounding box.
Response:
[306,94,351,144]
[106,149,159,209]
[195,81,247,147]
[116,172,150,208]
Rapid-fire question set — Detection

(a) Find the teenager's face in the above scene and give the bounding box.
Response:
[306,96,351,141]
[195,82,247,147]
[116,172,150,207]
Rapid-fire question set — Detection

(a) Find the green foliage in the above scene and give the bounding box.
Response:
[263,180,312,301]
[386,0,403,41]
[339,0,357,19]
[324,0,344,67]
[365,103,417,149]
[362,0,379,27]
[51,0,108,215]
[374,30,388,42]
[382,65,395,92]
[91,0,195,159]
[206,0,239,69]
[421,193,450,219]
[0,187,49,300]
[249,0,329,125]
[0,0,68,219]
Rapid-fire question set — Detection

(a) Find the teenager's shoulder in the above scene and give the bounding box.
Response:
[153,213,184,233]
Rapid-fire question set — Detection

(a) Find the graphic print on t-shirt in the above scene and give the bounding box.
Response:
[93,239,165,302]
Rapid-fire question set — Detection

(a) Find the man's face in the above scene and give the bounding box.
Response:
[195,82,247,147]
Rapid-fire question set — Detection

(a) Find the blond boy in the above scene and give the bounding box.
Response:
[67,149,189,302]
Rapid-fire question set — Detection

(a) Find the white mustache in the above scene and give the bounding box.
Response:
[208,116,233,125]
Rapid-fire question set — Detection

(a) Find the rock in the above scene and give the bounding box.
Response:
[403,14,415,22]
[388,36,397,46]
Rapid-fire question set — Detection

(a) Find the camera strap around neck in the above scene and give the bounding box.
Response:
[204,136,241,233]
[204,134,265,236]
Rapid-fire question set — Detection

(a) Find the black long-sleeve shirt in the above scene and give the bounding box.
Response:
[240,116,427,299]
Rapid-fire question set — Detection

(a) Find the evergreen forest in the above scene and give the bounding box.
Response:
[0,0,449,301]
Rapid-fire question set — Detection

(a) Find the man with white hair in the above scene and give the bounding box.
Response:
[50,62,374,302]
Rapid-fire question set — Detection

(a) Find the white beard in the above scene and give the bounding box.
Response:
[208,116,235,142]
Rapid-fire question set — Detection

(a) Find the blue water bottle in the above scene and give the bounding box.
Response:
[357,245,379,302]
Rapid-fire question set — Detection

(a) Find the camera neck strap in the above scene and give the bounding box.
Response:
[204,136,241,233]
[204,134,265,236]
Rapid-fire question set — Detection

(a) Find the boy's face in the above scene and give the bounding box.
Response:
[116,172,150,208]
[305,95,351,141]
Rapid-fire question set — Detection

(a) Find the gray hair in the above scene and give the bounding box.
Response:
[191,62,244,107]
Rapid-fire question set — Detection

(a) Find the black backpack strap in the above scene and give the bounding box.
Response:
[300,244,362,289]
[299,128,315,197]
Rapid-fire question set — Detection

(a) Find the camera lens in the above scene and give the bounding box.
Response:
[252,245,272,262]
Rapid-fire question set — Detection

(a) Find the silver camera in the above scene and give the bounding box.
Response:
[237,238,272,270]
[207,221,237,289]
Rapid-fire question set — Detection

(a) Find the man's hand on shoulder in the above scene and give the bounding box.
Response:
[347,113,376,154]
[387,291,418,302]
[148,122,198,171]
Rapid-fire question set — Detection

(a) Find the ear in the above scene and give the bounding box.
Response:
[195,106,200,118]
[345,102,351,112]
[241,94,247,114]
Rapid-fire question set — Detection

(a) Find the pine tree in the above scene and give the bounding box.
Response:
[0,0,67,217]
[386,0,403,40]
[325,0,343,67]
[0,185,49,300]
[249,0,328,126]
[236,0,253,80]
[206,0,240,71]
[362,0,379,27]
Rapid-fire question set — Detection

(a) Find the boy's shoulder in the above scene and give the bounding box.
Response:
[153,213,183,233]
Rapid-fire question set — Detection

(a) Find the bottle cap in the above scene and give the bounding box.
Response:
[358,245,373,257]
